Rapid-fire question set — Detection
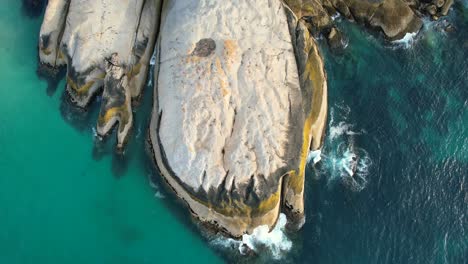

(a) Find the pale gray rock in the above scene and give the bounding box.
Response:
[150,0,326,237]
[38,0,328,238]
[39,0,161,148]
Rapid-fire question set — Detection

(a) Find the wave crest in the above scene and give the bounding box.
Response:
[211,213,292,260]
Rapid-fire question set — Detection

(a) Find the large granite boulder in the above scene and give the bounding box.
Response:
[149,0,327,237]
[38,0,328,238]
[285,0,425,41]
[38,0,161,148]
[37,0,454,239]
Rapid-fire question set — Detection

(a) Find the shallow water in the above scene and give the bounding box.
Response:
[0,2,222,263]
[0,1,467,263]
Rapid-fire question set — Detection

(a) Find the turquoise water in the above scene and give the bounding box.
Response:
[1,1,467,263]
[0,2,222,263]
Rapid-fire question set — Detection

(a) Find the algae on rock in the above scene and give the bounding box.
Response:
[36,0,454,238]
[39,0,161,148]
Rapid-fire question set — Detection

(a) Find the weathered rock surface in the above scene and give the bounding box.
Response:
[284,0,453,44]
[36,0,455,239]
[39,0,160,148]
[149,0,327,237]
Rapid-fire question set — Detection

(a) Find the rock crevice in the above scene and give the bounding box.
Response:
[36,0,454,238]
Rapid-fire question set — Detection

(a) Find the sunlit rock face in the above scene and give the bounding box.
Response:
[36,0,454,239]
[38,0,161,148]
[149,0,327,237]
[37,0,327,238]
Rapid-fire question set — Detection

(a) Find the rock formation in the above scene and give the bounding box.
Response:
[284,0,454,47]
[39,0,161,149]
[149,0,327,237]
[37,0,454,238]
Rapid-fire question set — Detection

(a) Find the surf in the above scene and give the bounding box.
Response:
[211,213,292,260]
[309,103,372,192]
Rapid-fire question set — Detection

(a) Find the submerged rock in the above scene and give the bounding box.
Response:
[284,0,453,42]
[22,0,46,17]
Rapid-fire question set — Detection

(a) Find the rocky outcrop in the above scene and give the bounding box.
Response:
[284,0,453,46]
[38,0,161,148]
[417,0,454,20]
[37,0,327,238]
[149,0,327,237]
[36,0,454,239]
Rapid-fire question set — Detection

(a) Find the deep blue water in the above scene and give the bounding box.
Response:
[297,3,468,263]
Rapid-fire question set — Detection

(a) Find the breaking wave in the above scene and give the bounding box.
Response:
[390,15,452,50]
[307,149,322,164]
[392,31,418,49]
[309,103,372,192]
[211,213,292,260]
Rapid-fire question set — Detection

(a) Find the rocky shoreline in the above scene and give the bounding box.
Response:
[285,0,454,49]
[35,0,454,238]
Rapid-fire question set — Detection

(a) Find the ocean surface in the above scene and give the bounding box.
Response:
[0,1,466,263]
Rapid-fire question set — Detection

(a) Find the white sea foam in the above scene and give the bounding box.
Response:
[150,51,156,66]
[331,12,340,21]
[91,127,98,138]
[317,104,372,191]
[307,149,322,164]
[211,213,292,259]
[320,143,371,192]
[341,149,357,177]
[392,31,418,49]
[240,213,292,259]
[340,148,372,191]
